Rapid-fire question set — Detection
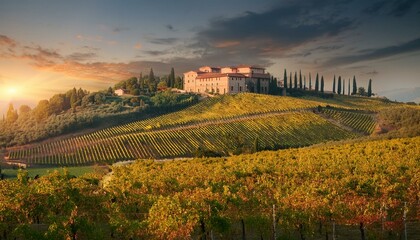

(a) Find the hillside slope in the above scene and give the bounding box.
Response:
[5,93,409,166]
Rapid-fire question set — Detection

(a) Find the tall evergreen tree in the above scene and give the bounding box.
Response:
[169,67,175,88]
[253,137,260,153]
[367,79,372,97]
[289,72,292,89]
[304,76,306,90]
[149,68,155,83]
[352,76,357,95]
[174,76,182,89]
[338,76,342,95]
[321,76,324,92]
[299,70,302,89]
[315,73,319,92]
[139,75,145,91]
[294,72,298,89]
[107,86,113,95]
[269,76,277,95]
[309,73,312,90]
[333,75,336,93]
[348,78,351,95]
[283,69,288,89]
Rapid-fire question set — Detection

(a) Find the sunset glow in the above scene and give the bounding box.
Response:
[0,0,419,113]
[6,87,17,96]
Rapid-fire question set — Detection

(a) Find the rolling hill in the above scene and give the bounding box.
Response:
[4,93,403,166]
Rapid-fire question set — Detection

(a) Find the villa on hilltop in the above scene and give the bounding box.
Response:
[183,65,271,94]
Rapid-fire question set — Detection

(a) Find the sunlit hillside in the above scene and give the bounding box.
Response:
[5,93,410,166]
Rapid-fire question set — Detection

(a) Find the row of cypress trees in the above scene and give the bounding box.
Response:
[282,69,373,96]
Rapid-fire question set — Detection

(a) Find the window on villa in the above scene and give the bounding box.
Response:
[231,86,234,91]
[240,86,242,92]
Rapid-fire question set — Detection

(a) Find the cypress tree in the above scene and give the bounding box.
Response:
[149,68,155,83]
[315,73,319,92]
[283,69,287,89]
[299,70,302,89]
[352,76,357,95]
[321,76,324,92]
[304,76,306,90]
[139,75,144,91]
[309,73,312,90]
[169,67,175,88]
[253,137,259,153]
[289,72,292,89]
[294,72,298,89]
[333,75,336,93]
[367,79,372,97]
[338,76,342,95]
[348,78,351,95]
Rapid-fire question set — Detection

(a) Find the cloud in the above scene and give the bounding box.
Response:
[188,1,354,66]
[76,34,117,45]
[20,46,63,67]
[81,45,100,52]
[214,41,241,48]
[364,1,387,15]
[166,24,174,31]
[389,0,420,17]
[362,70,379,76]
[66,52,97,62]
[323,37,420,67]
[0,35,17,47]
[198,3,353,49]
[149,38,178,45]
[113,27,130,33]
[363,0,420,17]
[134,42,142,49]
[142,50,167,56]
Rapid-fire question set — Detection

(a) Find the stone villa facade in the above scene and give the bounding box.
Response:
[183,65,270,94]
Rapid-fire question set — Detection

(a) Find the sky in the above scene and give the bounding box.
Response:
[1,0,420,113]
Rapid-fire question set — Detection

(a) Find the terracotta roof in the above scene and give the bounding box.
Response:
[196,72,247,79]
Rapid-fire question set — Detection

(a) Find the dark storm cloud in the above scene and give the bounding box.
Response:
[193,1,354,62]
[198,1,354,50]
[323,37,420,67]
[390,0,420,17]
[363,1,387,15]
[363,0,420,17]
[149,37,178,45]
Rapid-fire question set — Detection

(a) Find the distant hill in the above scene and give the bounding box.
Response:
[378,87,420,103]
